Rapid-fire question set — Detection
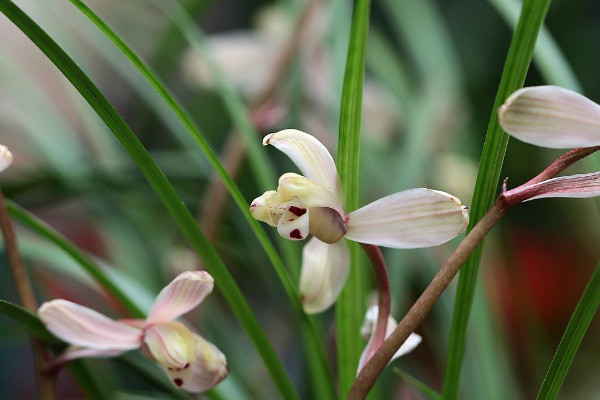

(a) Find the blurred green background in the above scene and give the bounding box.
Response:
[1,0,599,398]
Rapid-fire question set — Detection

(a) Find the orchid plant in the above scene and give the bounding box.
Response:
[38,271,228,393]
[250,129,470,313]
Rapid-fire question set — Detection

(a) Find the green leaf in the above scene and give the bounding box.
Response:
[62,1,333,398]
[0,300,62,347]
[536,261,600,400]
[0,2,298,399]
[0,301,112,399]
[392,368,442,400]
[442,1,552,399]
[6,201,146,319]
[335,0,371,395]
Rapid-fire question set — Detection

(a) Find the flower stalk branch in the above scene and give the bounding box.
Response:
[0,188,56,399]
[359,243,390,368]
[348,145,600,399]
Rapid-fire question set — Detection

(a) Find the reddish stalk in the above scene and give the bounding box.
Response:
[359,244,390,367]
[347,146,600,399]
[0,188,56,399]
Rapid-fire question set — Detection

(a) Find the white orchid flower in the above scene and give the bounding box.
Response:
[39,271,228,393]
[250,129,470,313]
[0,144,13,173]
[358,305,422,373]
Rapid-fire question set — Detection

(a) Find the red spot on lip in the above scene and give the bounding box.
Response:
[174,378,184,387]
[290,229,303,239]
[289,206,307,217]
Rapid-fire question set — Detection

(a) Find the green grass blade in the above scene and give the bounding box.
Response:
[536,262,600,400]
[335,0,371,395]
[6,200,146,319]
[63,1,333,398]
[442,1,552,398]
[393,368,442,400]
[0,2,298,398]
[0,300,63,347]
[0,300,112,399]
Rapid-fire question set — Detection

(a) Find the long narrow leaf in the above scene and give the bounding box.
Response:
[536,262,600,400]
[0,300,112,399]
[335,0,371,395]
[6,201,146,319]
[63,1,333,398]
[0,300,63,347]
[0,2,299,399]
[442,1,552,398]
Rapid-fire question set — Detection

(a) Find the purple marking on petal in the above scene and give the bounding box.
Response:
[290,229,303,239]
[289,206,307,217]
[184,363,190,369]
[174,378,183,387]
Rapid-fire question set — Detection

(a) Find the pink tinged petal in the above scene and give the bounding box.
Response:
[49,346,129,367]
[345,188,469,248]
[299,238,350,314]
[277,173,345,216]
[516,172,600,201]
[166,334,228,393]
[144,321,197,369]
[498,86,600,149]
[277,199,310,241]
[147,271,214,324]
[38,300,142,350]
[263,130,343,201]
[357,306,422,374]
[0,144,13,173]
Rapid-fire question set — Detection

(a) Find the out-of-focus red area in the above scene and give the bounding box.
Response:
[490,228,594,335]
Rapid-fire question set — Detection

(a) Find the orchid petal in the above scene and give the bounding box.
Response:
[498,86,600,149]
[520,172,600,201]
[147,271,214,324]
[166,334,228,393]
[345,189,469,248]
[49,346,128,367]
[277,199,310,240]
[0,145,13,173]
[144,321,197,369]
[357,306,422,373]
[263,130,343,200]
[277,173,345,216]
[38,300,142,350]
[300,238,350,314]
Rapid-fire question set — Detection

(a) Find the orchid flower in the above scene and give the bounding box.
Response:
[358,305,422,373]
[499,86,600,200]
[0,144,13,173]
[38,271,228,393]
[250,129,470,313]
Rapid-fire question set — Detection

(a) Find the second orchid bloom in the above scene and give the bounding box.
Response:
[251,129,470,313]
[39,271,228,393]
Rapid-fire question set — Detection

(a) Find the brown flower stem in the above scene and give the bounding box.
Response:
[197,0,320,239]
[347,146,600,399]
[519,146,600,187]
[360,244,390,366]
[0,188,56,399]
[348,198,510,400]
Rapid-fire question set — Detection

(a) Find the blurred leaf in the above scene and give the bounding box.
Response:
[536,261,600,400]
[443,1,552,399]
[7,200,147,318]
[392,368,442,400]
[0,2,298,398]
[336,0,370,395]
[0,300,62,347]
